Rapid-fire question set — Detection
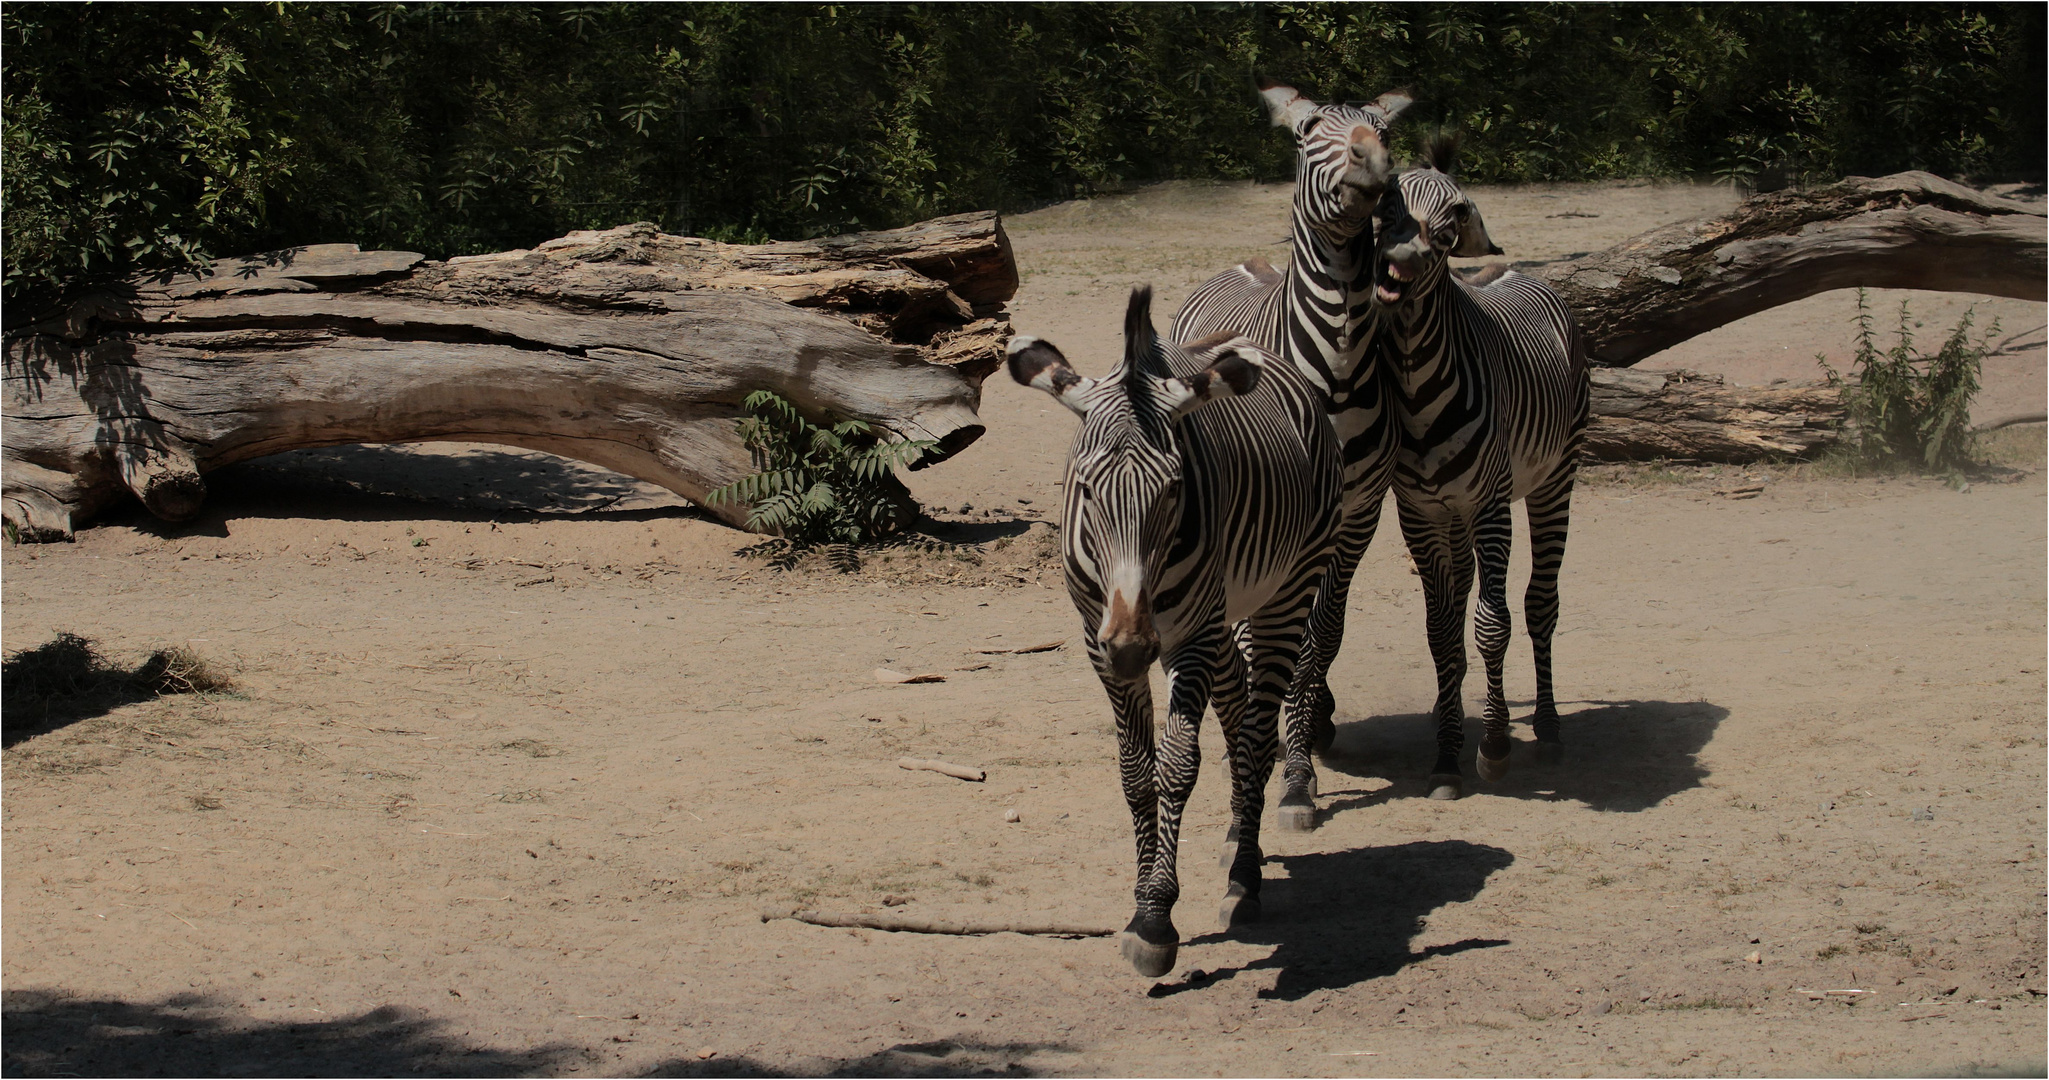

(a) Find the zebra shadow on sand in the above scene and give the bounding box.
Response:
[1318,698,1729,816]
[1159,840,1516,1001]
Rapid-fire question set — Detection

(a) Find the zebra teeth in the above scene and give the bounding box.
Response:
[1386,263,1412,282]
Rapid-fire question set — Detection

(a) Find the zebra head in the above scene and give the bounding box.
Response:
[1008,287,1266,680]
[1259,78,1414,242]
[1373,132,1502,308]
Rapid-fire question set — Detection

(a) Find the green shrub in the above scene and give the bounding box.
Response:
[705,390,934,563]
[4,5,2041,306]
[1822,291,1995,477]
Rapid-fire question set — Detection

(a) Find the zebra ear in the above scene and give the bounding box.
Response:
[1006,334,1096,416]
[1450,199,1504,258]
[1257,77,1320,135]
[1161,341,1265,419]
[1371,88,1415,124]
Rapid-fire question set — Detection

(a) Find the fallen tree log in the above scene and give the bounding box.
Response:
[1583,369,1845,462]
[3,214,1016,540]
[1580,369,2043,462]
[1525,172,2046,367]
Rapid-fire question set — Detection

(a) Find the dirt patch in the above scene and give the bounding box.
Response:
[4,180,2043,1077]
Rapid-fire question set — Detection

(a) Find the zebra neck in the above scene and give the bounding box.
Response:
[1282,220,1377,388]
[1384,269,1463,402]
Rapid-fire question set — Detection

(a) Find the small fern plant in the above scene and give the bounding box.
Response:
[705,390,934,553]
[1821,290,1994,477]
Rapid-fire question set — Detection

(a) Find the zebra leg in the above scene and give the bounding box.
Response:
[1090,649,1168,975]
[1209,635,1265,927]
[1524,470,1576,764]
[1119,638,1218,978]
[1213,631,1252,868]
[1401,504,1476,800]
[1473,498,1516,782]
[1277,498,1382,829]
[1223,593,1319,925]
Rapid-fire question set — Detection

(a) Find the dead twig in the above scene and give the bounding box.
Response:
[897,757,985,782]
[763,908,1113,938]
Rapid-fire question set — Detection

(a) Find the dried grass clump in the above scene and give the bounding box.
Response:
[130,645,234,696]
[2,633,234,736]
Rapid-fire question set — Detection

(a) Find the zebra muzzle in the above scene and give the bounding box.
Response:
[1101,590,1159,681]
[1339,141,1391,202]
[1104,636,1159,681]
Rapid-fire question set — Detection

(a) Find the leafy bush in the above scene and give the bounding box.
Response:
[705,390,934,562]
[1822,290,1994,476]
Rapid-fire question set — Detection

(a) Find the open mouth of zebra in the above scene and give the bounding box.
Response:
[1374,259,1412,305]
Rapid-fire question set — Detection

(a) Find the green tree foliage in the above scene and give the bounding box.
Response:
[704,390,934,554]
[5,3,2041,306]
[1822,290,1994,476]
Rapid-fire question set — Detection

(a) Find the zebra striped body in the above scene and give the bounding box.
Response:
[1173,82,1409,829]
[1010,287,1342,977]
[1373,157,1589,798]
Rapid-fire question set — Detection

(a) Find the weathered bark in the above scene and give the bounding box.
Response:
[1527,172,2047,367]
[3,214,1016,540]
[1584,369,1846,462]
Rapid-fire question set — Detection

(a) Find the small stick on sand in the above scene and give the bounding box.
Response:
[897,757,986,782]
[874,668,946,684]
[763,908,1114,938]
[974,639,1066,655]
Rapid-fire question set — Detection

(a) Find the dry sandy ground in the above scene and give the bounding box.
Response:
[3,180,2044,1078]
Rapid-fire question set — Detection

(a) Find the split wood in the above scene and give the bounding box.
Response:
[764,908,1113,938]
[896,757,984,782]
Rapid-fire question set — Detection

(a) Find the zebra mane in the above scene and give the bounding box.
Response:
[1422,129,1461,176]
[1122,285,1166,385]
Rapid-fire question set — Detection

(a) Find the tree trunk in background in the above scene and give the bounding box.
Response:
[1526,171,2045,367]
[3,214,1016,540]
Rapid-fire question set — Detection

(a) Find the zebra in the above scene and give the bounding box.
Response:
[1173,79,1411,831]
[1371,134,1590,800]
[1009,286,1342,977]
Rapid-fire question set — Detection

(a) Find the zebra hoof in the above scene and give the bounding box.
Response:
[1119,931,1178,979]
[1218,882,1261,930]
[1427,773,1464,801]
[1475,742,1511,782]
[1275,800,1317,832]
[1533,740,1565,766]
